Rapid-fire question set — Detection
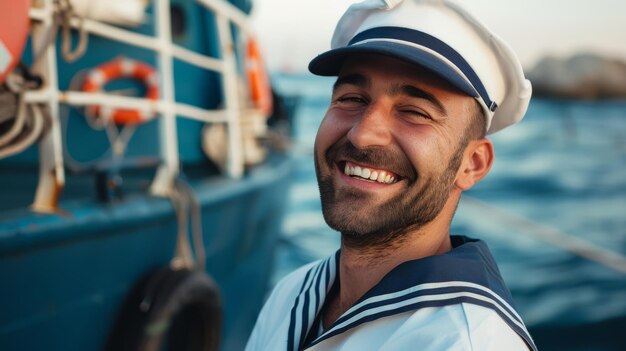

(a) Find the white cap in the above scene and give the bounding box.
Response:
[309,0,532,134]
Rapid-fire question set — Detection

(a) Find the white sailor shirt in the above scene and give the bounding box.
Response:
[246,236,537,351]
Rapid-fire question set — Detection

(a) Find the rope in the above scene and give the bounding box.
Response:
[32,0,89,68]
[0,104,48,159]
[169,188,195,270]
[168,179,206,272]
[104,121,136,158]
[0,93,27,148]
[0,69,49,159]
[176,179,207,271]
[56,0,89,63]
[60,69,138,173]
[463,196,626,275]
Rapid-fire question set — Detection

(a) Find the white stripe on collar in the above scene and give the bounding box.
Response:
[287,254,338,351]
[338,280,526,327]
[318,289,532,346]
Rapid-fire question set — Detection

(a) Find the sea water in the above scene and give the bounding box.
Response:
[271,73,626,351]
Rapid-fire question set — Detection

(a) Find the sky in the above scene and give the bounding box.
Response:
[250,0,626,72]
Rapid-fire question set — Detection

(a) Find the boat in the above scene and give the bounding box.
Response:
[0,0,294,350]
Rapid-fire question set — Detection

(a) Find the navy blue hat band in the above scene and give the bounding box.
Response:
[349,27,497,112]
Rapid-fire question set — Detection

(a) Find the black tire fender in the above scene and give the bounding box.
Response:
[106,267,222,351]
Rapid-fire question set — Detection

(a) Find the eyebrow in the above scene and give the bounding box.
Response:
[333,73,369,92]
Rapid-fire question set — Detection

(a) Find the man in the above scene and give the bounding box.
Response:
[247,0,536,350]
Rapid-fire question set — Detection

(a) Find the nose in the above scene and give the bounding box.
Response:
[346,102,392,149]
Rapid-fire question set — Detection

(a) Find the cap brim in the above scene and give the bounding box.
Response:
[308,41,478,98]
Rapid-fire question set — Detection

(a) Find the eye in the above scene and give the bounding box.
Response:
[398,107,432,122]
[335,94,368,106]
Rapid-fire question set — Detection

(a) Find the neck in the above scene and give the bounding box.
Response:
[322,220,452,329]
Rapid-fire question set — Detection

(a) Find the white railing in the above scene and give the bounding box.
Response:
[26,0,253,211]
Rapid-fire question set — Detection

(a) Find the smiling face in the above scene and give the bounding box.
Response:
[314,54,487,249]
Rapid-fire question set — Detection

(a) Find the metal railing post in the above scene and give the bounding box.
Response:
[150,0,180,196]
[216,15,244,179]
[31,0,65,213]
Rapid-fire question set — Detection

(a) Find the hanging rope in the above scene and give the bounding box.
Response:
[32,0,89,68]
[169,187,195,270]
[168,178,206,272]
[175,178,207,271]
[56,0,89,63]
[0,67,48,159]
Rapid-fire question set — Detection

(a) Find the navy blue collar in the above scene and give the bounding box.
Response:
[288,236,537,351]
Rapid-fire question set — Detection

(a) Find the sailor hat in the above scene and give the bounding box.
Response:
[309,0,532,134]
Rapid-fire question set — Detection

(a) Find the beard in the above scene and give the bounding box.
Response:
[315,139,467,250]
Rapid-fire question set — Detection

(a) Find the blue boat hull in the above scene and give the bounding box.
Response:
[0,154,292,351]
[0,0,295,349]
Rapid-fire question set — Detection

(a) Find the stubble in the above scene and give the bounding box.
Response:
[315,138,467,250]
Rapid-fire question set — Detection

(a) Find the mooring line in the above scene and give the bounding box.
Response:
[463,196,626,275]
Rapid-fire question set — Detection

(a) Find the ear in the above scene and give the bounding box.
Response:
[455,138,494,191]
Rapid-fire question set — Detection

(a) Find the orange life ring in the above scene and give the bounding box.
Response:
[0,0,30,85]
[81,57,159,124]
[245,38,272,116]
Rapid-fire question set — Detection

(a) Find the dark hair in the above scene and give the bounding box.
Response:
[464,100,487,141]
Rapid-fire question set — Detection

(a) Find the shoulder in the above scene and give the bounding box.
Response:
[311,303,530,351]
[268,259,324,304]
[245,259,326,351]
[452,303,530,350]
[381,303,530,351]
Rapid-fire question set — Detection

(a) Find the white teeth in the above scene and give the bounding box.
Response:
[370,171,378,181]
[378,171,386,182]
[342,163,397,184]
[362,168,371,178]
